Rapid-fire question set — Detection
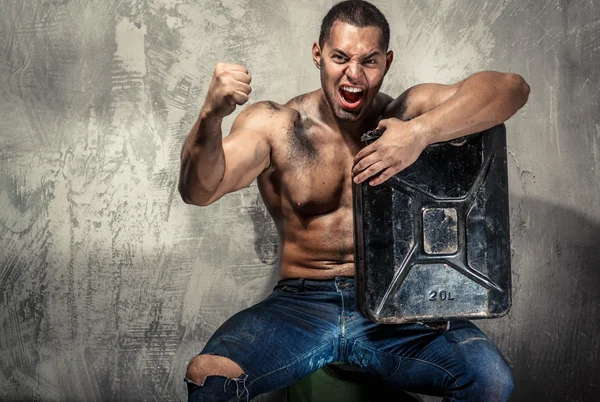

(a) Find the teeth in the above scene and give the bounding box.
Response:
[342,86,363,93]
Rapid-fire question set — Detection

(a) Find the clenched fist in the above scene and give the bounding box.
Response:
[202,63,252,119]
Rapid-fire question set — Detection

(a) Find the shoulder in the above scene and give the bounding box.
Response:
[231,100,298,135]
[374,92,395,113]
[235,100,296,121]
[233,91,321,137]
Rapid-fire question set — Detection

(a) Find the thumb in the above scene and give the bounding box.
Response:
[376,118,390,130]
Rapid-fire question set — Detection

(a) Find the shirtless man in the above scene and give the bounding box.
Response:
[179,1,530,401]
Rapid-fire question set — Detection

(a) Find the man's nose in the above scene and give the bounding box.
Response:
[344,61,363,82]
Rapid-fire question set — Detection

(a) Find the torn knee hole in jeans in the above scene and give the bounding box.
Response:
[184,373,248,387]
[184,373,250,400]
[185,354,249,398]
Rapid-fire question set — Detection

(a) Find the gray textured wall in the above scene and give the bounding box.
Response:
[0,0,598,401]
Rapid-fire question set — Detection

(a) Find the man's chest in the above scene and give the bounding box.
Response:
[272,132,360,217]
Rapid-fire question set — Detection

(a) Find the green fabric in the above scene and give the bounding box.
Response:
[287,364,423,402]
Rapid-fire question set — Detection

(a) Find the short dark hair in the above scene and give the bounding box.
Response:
[319,0,390,51]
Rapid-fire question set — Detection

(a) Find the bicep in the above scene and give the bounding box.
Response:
[223,130,271,191]
[203,126,271,205]
[383,81,465,120]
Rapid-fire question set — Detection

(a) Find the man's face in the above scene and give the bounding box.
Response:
[313,21,393,122]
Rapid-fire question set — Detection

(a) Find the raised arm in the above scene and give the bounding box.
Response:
[382,70,530,142]
[353,71,530,186]
[178,63,272,206]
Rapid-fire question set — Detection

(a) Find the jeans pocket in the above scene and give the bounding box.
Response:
[276,285,295,293]
[269,284,291,298]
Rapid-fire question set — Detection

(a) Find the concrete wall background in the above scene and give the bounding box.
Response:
[0,0,598,401]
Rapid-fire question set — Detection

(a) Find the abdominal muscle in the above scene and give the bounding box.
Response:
[277,206,356,280]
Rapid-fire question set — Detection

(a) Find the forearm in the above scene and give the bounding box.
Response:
[410,72,530,145]
[178,109,226,204]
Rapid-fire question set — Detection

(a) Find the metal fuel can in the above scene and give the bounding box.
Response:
[352,123,511,324]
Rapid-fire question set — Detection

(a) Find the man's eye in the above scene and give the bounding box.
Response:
[333,55,346,61]
[365,60,376,65]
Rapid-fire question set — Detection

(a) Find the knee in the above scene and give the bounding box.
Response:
[474,360,514,400]
[185,355,207,386]
[186,354,245,386]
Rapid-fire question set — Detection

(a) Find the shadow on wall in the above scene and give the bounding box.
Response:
[478,193,600,402]
[246,193,279,267]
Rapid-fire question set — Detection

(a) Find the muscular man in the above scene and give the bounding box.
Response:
[179,1,530,401]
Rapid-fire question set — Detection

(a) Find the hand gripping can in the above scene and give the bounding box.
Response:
[352,124,511,324]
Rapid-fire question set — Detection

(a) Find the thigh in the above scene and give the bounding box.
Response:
[198,285,339,397]
[348,319,512,397]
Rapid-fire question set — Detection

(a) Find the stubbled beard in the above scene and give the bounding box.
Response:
[320,69,363,122]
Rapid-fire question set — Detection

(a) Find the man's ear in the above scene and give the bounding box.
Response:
[312,42,322,69]
[384,50,394,75]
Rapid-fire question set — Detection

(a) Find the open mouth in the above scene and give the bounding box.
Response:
[338,85,365,110]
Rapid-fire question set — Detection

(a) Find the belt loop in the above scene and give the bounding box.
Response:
[298,278,305,292]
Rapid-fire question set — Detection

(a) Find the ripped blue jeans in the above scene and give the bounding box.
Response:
[185,277,514,401]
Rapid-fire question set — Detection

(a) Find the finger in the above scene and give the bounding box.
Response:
[353,161,386,184]
[215,63,248,77]
[223,63,248,73]
[230,70,252,85]
[233,82,252,96]
[352,152,381,175]
[369,167,396,186]
[230,90,249,105]
[376,119,389,130]
[377,117,401,130]
[354,143,378,163]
